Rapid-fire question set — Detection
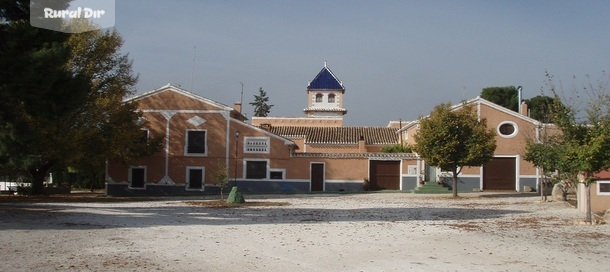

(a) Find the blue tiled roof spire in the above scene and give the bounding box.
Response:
[308,63,344,90]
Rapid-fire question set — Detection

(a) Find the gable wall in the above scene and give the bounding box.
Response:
[478,103,537,175]
[136,89,223,111]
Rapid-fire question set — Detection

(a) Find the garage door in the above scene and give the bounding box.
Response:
[483,157,516,190]
[369,160,400,190]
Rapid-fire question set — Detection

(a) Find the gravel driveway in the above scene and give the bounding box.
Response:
[1,192,608,271]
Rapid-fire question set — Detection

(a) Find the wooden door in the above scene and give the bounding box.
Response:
[311,163,324,192]
[483,158,516,190]
[370,161,400,190]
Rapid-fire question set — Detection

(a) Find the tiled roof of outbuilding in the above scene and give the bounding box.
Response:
[267,126,398,145]
[308,65,344,90]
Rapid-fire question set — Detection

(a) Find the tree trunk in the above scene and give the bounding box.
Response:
[540,168,546,201]
[28,162,54,195]
[452,171,459,197]
[585,182,592,224]
[29,167,49,195]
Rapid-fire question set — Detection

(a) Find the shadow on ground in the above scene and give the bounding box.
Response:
[0,198,530,230]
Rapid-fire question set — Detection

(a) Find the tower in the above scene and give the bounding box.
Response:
[303,63,347,119]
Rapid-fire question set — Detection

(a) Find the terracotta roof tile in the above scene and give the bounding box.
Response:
[267,126,398,145]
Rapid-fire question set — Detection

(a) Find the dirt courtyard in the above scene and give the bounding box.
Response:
[1,192,608,271]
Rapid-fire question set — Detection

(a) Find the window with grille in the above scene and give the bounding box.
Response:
[186,130,207,155]
[246,160,267,179]
[315,93,323,103]
[328,93,336,103]
[270,169,285,179]
[244,137,270,154]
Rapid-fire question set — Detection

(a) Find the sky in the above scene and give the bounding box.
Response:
[111,0,610,126]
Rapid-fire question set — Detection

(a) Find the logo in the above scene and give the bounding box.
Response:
[30,0,115,33]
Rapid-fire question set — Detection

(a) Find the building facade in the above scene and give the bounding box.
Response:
[106,84,416,196]
[399,97,556,193]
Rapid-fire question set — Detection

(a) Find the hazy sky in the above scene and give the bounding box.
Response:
[113,0,610,126]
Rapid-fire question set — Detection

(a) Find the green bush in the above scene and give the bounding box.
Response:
[380,144,412,153]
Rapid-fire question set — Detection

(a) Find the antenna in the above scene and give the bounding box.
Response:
[239,82,244,114]
[190,46,196,92]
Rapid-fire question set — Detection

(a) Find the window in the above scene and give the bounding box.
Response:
[186,130,207,155]
[598,181,610,195]
[328,93,336,103]
[497,121,518,138]
[270,169,285,179]
[244,137,270,154]
[315,93,323,103]
[246,160,267,179]
[186,167,205,190]
[129,167,146,188]
[407,165,418,175]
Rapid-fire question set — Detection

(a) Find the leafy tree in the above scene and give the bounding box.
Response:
[523,128,563,200]
[250,87,273,117]
[381,144,412,153]
[526,72,610,223]
[0,1,161,194]
[211,161,230,200]
[63,21,162,185]
[525,95,557,123]
[413,103,497,197]
[481,86,519,112]
[0,0,87,194]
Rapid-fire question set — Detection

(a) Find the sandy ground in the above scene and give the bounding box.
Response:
[0,192,609,272]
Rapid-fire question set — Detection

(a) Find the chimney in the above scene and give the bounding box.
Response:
[260,123,272,131]
[520,101,529,116]
[233,102,242,114]
[358,135,367,153]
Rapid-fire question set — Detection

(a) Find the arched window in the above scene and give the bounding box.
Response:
[328,93,336,103]
[315,93,323,103]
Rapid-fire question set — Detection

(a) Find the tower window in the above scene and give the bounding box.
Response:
[328,94,336,103]
[315,93,323,103]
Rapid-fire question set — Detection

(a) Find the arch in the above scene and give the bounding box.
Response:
[315,93,323,103]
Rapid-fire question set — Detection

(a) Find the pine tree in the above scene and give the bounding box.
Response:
[250,87,273,117]
[0,2,161,194]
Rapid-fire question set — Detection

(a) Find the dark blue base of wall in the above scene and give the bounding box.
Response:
[106,180,312,196]
[106,183,219,197]
[402,176,418,191]
[325,182,363,192]
[439,177,481,192]
[107,177,533,196]
[230,180,310,193]
[520,178,537,192]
